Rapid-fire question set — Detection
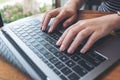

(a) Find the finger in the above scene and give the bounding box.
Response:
[42,9,60,31]
[48,10,68,32]
[59,28,79,51]
[80,32,102,53]
[56,27,72,46]
[63,15,77,27]
[68,28,92,54]
[41,11,49,25]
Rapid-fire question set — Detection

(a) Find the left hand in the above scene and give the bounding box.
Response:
[56,14,120,54]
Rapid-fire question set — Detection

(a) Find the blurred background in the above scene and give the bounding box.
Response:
[0,0,101,24]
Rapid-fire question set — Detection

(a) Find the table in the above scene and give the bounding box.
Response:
[0,10,120,80]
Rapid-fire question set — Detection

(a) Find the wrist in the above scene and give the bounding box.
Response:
[111,14,120,30]
[65,0,85,10]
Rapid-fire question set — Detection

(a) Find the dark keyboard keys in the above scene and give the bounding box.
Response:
[54,52,63,58]
[68,73,80,80]
[53,68,61,75]
[49,33,59,40]
[66,60,76,67]
[78,60,94,71]
[49,57,59,64]
[39,40,47,46]
[71,55,81,62]
[45,43,52,49]
[61,67,72,75]
[39,48,48,55]
[49,47,58,53]
[73,65,87,76]
[60,75,68,80]
[47,63,54,69]
[59,55,69,62]
[55,61,64,69]
[44,53,54,59]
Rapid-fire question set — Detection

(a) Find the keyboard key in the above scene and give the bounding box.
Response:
[26,29,33,33]
[49,47,58,53]
[49,57,59,64]
[60,75,68,80]
[46,37,53,43]
[47,63,54,69]
[33,35,40,39]
[36,38,43,42]
[73,65,87,76]
[41,35,48,39]
[40,40,47,46]
[46,37,57,46]
[24,35,32,40]
[45,43,52,49]
[34,29,40,33]
[66,60,76,67]
[71,55,81,62]
[53,68,61,75]
[29,32,36,36]
[78,60,94,71]
[61,67,72,75]
[28,38,36,43]
[37,53,43,59]
[55,61,64,69]
[54,52,63,58]
[16,28,22,32]
[39,48,48,54]
[59,55,69,62]
[21,33,28,37]
[31,41,39,47]
[34,44,43,50]
[49,33,59,40]
[68,73,80,80]
[44,53,54,59]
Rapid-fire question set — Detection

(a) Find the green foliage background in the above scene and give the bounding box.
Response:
[0,3,49,23]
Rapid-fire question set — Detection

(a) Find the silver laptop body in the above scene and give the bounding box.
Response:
[0,14,120,80]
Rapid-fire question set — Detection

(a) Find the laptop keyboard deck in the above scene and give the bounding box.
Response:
[9,19,106,80]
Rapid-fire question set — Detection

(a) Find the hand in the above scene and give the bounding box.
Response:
[41,3,79,32]
[56,14,120,54]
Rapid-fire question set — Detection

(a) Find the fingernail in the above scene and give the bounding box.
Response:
[67,48,74,54]
[42,26,46,31]
[80,49,86,54]
[60,45,65,51]
[48,29,52,33]
[56,40,60,46]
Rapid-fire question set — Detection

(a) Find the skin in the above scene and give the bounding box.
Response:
[56,14,120,54]
[41,0,120,54]
[41,0,85,32]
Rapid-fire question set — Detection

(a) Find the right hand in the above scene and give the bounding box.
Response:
[41,5,78,32]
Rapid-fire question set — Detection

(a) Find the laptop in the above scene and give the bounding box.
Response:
[0,13,120,80]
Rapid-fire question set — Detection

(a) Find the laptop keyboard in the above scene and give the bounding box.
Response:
[10,19,106,80]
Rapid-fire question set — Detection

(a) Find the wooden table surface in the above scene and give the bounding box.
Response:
[0,10,120,80]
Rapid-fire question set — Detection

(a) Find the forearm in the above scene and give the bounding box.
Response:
[64,0,86,10]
